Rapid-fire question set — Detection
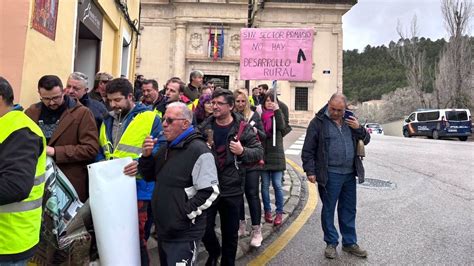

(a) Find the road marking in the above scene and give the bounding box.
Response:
[248,159,318,266]
[284,133,306,155]
[289,144,303,150]
[284,149,300,155]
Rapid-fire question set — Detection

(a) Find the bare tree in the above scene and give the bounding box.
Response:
[435,0,473,108]
[389,16,428,108]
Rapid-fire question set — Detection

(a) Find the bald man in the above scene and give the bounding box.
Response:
[301,93,370,259]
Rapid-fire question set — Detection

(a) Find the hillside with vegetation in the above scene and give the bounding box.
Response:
[343,37,447,103]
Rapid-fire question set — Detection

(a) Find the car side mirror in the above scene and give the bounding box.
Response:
[405,119,410,123]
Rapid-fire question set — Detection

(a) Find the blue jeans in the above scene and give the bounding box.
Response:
[261,170,284,214]
[0,259,29,266]
[318,172,357,247]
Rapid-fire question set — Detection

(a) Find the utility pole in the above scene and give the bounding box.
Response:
[245,0,254,92]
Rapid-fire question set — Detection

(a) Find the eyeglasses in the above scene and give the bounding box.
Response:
[211,101,228,107]
[41,94,63,103]
[163,117,187,124]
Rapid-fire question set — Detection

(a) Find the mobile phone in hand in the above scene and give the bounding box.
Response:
[344,110,354,120]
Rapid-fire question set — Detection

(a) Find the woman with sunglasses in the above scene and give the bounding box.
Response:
[233,89,266,247]
[260,89,286,227]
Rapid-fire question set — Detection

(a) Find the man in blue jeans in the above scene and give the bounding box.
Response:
[301,93,370,259]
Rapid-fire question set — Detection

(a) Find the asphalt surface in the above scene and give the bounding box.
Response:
[241,130,474,265]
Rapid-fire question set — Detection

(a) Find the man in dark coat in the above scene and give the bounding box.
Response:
[301,93,370,259]
[184,70,203,101]
[25,75,99,202]
[137,102,219,265]
[198,89,264,266]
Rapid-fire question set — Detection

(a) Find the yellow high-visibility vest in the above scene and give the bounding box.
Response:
[0,110,46,255]
[99,111,156,161]
[248,96,255,107]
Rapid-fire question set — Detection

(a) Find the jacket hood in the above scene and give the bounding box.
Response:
[316,104,329,120]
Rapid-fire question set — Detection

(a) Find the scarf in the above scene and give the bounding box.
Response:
[261,110,274,136]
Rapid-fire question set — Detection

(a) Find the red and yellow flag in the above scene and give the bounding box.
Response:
[213,27,218,60]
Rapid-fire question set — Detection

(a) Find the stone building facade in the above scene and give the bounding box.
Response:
[138,0,356,126]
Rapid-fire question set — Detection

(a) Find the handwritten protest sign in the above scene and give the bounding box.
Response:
[240,28,313,81]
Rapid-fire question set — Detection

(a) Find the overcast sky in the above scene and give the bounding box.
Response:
[342,0,449,51]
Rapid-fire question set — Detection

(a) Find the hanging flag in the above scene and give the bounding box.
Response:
[219,25,224,58]
[208,25,212,58]
[213,27,218,60]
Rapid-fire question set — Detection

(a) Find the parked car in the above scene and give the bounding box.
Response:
[402,109,472,141]
[365,123,384,135]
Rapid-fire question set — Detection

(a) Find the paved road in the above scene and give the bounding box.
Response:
[242,130,474,265]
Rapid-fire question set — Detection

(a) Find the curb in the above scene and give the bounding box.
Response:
[234,163,303,259]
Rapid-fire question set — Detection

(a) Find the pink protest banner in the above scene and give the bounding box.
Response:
[240,28,313,81]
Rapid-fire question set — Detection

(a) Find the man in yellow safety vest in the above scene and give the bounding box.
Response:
[97,78,165,266]
[0,77,46,265]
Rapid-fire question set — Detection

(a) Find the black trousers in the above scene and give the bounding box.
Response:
[202,195,242,266]
[239,170,262,225]
[158,240,198,266]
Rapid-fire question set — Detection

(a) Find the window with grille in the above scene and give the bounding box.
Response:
[295,87,308,111]
[208,34,223,59]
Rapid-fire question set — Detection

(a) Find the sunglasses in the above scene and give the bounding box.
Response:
[163,117,187,124]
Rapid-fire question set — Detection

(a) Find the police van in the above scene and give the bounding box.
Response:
[402,109,472,141]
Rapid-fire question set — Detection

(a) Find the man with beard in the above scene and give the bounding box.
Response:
[65,72,107,128]
[25,75,99,202]
[97,78,165,266]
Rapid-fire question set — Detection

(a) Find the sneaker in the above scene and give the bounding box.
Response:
[264,212,273,223]
[238,220,247,237]
[250,225,263,247]
[273,213,282,226]
[342,244,368,258]
[324,244,337,259]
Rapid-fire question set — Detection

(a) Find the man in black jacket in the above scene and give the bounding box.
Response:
[198,89,264,266]
[301,94,370,259]
[138,102,219,265]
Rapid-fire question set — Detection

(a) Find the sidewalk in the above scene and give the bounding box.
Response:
[147,162,303,263]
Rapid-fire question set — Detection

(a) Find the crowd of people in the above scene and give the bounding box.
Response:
[0,70,293,266]
[1,67,371,265]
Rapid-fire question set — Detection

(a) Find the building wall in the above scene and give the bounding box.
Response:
[0,0,31,102]
[0,0,140,108]
[138,1,354,125]
[20,0,78,107]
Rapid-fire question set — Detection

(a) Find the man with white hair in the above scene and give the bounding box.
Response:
[138,102,219,266]
[65,72,107,127]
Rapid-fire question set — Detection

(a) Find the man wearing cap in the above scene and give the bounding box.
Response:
[90,72,113,108]
[0,76,46,265]
[184,70,203,102]
[65,72,108,127]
